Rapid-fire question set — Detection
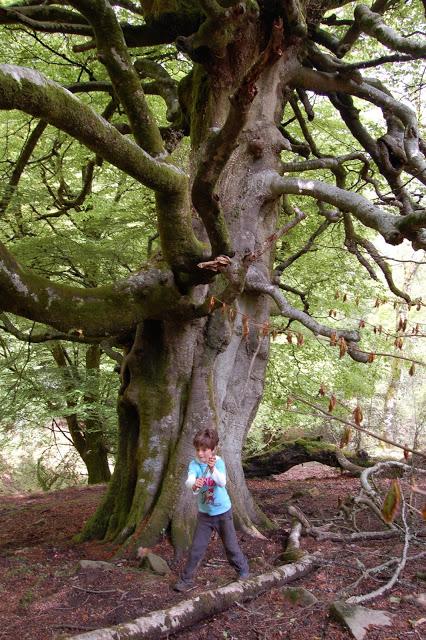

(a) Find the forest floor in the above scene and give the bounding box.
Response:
[0,463,425,640]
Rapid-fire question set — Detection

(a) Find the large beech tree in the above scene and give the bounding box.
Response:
[0,0,425,552]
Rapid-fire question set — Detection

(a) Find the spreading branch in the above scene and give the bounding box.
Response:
[68,0,164,156]
[0,65,183,194]
[244,265,367,362]
[270,173,426,250]
[354,4,426,57]
[0,240,188,337]
[0,64,209,272]
[294,67,426,205]
[0,312,96,344]
[0,4,202,47]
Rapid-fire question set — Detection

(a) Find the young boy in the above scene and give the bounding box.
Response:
[174,427,249,592]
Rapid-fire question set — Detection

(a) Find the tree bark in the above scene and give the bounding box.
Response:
[78,23,298,552]
[69,555,317,640]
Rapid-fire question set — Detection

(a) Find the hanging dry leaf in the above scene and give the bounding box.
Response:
[271,329,278,341]
[330,332,337,346]
[286,396,293,409]
[228,307,236,322]
[242,315,249,339]
[296,332,304,346]
[353,404,363,426]
[409,363,415,376]
[343,293,348,302]
[367,352,376,363]
[319,383,326,396]
[338,336,347,358]
[335,290,340,300]
[403,445,409,461]
[328,394,337,413]
[339,427,352,449]
[378,325,383,334]
[416,300,421,311]
[261,321,270,337]
[398,317,407,332]
[221,302,227,315]
[208,296,216,312]
[359,319,366,328]
[374,297,380,308]
[382,479,401,524]
[287,332,293,344]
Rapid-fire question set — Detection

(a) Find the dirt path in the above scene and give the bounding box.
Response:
[0,464,424,639]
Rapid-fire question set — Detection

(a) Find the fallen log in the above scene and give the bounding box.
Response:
[69,556,318,640]
[243,438,373,478]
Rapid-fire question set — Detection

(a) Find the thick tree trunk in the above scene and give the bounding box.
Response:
[243,438,374,478]
[79,28,300,552]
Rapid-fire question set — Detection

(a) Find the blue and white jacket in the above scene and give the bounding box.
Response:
[185,456,231,516]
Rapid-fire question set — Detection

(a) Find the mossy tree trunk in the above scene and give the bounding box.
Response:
[79,22,291,552]
[243,438,374,478]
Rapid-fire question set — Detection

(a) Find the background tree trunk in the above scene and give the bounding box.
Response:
[50,343,111,484]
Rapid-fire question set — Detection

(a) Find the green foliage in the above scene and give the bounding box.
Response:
[0,3,425,492]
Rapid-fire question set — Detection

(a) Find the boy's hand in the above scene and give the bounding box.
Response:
[193,477,204,490]
[207,455,216,469]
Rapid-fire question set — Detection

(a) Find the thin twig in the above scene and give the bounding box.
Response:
[347,497,411,604]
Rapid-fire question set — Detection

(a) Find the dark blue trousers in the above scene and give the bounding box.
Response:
[181,508,248,581]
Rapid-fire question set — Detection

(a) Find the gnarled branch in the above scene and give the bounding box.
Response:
[354,4,426,57]
[270,173,425,250]
[244,264,366,363]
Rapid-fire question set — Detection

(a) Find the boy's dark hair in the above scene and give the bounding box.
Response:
[193,427,219,450]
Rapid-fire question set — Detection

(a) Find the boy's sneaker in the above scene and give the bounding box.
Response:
[173,579,196,593]
[238,569,250,580]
